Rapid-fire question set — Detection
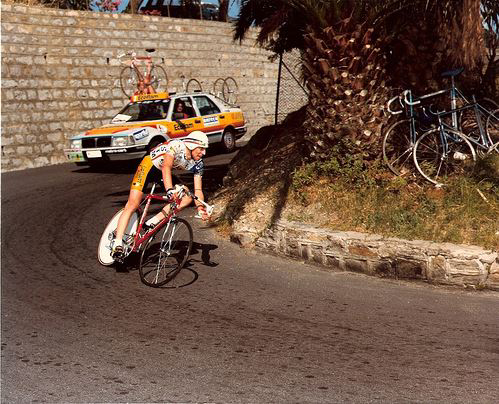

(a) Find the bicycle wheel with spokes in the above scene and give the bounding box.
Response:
[382,119,416,177]
[413,128,476,186]
[138,217,193,287]
[186,78,202,93]
[485,109,499,154]
[223,77,238,104]
[119,66,140,98]
[149,65,168,93]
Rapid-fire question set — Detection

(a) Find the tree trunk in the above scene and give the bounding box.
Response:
[130,0,139,14]
[218,0,229,22]
[302,20,390,161]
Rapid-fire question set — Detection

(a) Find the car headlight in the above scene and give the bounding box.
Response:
[69,138,82,149]
[112,136,135,147]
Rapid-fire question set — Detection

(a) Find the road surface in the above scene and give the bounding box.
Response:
[2,156,498,403]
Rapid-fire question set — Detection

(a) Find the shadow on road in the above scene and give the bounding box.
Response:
[110,240,219,290]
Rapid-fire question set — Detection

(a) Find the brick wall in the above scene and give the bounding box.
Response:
[1,4,278,172]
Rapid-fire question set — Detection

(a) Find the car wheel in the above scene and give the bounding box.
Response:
[222,129,236,153]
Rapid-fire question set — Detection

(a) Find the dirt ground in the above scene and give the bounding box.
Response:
[211,109,307,245]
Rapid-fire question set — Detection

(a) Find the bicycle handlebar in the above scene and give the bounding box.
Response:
[117,51,136,59]
[402,90,421,106]
[387,95,403,115]
[173,185,215,216]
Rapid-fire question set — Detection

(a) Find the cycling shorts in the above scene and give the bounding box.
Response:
[131,155,162,192]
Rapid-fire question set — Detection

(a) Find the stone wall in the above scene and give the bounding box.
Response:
[1,4,278,172]
[256,220,499,291]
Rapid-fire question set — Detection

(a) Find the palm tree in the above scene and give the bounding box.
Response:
[234,0,490,160]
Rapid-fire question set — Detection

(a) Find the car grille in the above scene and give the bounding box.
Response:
[82,137,112,148]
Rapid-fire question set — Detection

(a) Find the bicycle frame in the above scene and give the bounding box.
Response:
[433,101,498,154]
[126,182,214,255]
[129,183,180,254]
[387,69,474,140]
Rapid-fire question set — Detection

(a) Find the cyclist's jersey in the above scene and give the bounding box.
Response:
[150,139,204,176]
[131,139,203,192]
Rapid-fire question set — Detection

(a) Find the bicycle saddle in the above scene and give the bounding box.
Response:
[145,48,156,53]
[441,67,464,78]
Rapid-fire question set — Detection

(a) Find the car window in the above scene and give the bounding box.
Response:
[174,96,196,119]
[193,96,221,116]
[114,99,170,122]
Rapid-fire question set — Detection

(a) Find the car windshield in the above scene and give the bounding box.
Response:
[112,99,170,123]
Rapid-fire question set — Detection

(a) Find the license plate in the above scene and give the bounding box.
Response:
[87,150,102,158]
[66,151,85,162]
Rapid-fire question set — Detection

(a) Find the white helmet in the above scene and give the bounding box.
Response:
[184,131,209,150]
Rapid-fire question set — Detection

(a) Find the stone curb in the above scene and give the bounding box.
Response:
[253,219,499,291]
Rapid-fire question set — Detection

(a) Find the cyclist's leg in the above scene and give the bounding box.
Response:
[115,189,143,246]
[114,156,153,249]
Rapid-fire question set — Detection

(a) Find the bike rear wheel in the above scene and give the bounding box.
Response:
[413,128,476,186]
[150,65,168,93]
[138,217,193,287]
[382,119,416,177]
[213,78,225,98]
[98,209,139,266]
[222,77,238,104]
[119,66,140,98]
[485,109,499,154]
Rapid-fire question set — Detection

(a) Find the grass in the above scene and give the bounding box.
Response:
[284,154,499,250]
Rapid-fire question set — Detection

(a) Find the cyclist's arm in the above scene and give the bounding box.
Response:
[193,175,211,220]
[161,153,175,191]
[193,175,204,205]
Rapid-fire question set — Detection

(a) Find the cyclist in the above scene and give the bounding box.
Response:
[112,131,210,259]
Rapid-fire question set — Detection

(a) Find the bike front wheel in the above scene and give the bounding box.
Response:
[98,209,139,266]
[382,119,416,177]
[119,66,140,98]
[139,217,193,287]
[413,128,476,186]
[186,78,202,93]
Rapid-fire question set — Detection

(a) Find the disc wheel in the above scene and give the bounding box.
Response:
[138,217,193,287]
[149,65,168,93]
[98,209,138,266]
[382,119,416,177]
[222,77,238,104]
[119,66,139,98]
[186,78,202,93]
[413,128,476,186]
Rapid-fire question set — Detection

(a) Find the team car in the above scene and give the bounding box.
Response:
[64,92,246,166]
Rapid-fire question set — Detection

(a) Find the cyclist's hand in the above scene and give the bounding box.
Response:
[196,206,211,221]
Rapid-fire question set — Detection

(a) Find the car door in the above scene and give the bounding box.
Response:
[192,95,224,143]
[168,96,205,139]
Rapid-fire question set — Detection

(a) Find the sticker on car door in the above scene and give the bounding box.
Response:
[203,116,219,127]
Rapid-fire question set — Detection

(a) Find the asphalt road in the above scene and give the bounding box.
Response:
[2,154,499,403]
